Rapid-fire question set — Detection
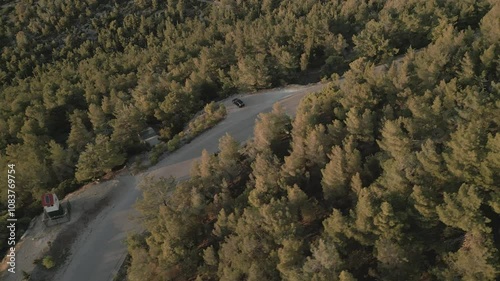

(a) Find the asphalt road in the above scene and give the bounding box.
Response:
[53,82,327,281]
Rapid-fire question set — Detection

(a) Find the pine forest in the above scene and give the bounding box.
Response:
[0,0,498,280]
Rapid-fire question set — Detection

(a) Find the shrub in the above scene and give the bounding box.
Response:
[187,103,227,137]
[204,101,217,115]
[167,135,181,152]
[149,142,168,165]
[42,255,55,269]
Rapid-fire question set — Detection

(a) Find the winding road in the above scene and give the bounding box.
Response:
[53,82,327,281]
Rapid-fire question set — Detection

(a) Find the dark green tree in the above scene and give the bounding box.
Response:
[110,104,145,150]
[75,135,126,182]
[67,112,92,154]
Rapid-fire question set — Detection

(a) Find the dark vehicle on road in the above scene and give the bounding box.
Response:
[232,98,245,108]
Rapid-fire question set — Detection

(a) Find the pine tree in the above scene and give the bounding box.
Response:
[479,2,500,45]
[135,176,176,229]
[377,119,412,163]
[339,72,378,110]
[353,20,398,61]
[440,230,499,281]
[373,202,404,240]
[248,153,283,207]
[289,184,321,225]
[217,210,280,281]
[483,132,499,181]
[17,118,46,144]
[351,187,378,245]
[322,137,362,206]
[75,135,126,182]
[0,119,8,149]
[277,239,306,281]
[436,184,490,233]
[322,146,348,203]
[345,107,374,143]
[248,262,274,281]
[349,173,363,205]
[111,104,145,150]
[269,44,298,81]
[443,121,486,184]
[203,245,218,267]
[379,157,417,204]
[323,209,350,244]
[67,113,92,154]
[291,92,337,139]
[259,199,298,243]
[6,141,54,201]
[88,103,109,135]
[213,208,229,238]
[302,239,343,281]
[457,52,477,85]
[304,124,331,168]
[374,237,414,280]
[387,49,418,91]
[377,119,418,199]
[251,103,291,157]
[415,139,450,183]
[410,185,439,227]
[406,91,445,139]
[127,247,160,281]
[479,45,496,76]
[339,270,357,281]
[326,119,347,146]
[217,133,241,180]
[49,140,74,181]
[236,54,272,90]
[191,149,217,180]
[483,133,500,213]
[281,137,307,185]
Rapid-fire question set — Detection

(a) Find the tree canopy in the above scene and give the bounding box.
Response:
[0,0,498,276]
[127,1,499,280]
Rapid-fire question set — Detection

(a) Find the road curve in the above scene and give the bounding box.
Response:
[53,82,328,281]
